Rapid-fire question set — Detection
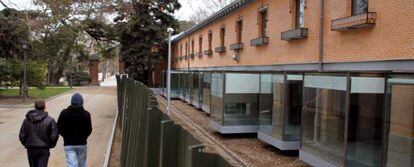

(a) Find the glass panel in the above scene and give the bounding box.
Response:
[171,72,180,96]
[187,72,194,101]
[259,74,273,134]
[202,73,211,111]
[284,75,303,141]
[347,77,385,167]
[211,72,224,125]
[302,74,347,167]
[386,78,414,167]
[224,73,260,126]
[265,74,285,140]
[192,72,200,104]
[352,0,368,15]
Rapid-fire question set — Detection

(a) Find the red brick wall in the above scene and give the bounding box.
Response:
[172,0,414,69]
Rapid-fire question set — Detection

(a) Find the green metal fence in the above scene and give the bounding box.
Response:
[116,75,231,167]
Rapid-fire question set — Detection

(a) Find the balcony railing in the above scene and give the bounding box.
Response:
[281,28,308,41]
[204,50,213,56]
[229,43,244,50]
[215,46,226,53]
[184,55,188,60]
[250,37,269,46]
[189,53,195,59]
[331,12,377,31]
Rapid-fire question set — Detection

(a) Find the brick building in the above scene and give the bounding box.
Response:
[165,0,414,166]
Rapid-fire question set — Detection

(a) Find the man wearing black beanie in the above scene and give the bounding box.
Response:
[57,93,92,167]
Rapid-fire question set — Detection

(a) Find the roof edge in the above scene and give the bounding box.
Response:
[172,0,256,43]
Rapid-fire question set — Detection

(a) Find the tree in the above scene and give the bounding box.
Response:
[0,8,28,58]
[189,0,235,23]
[177,20,196,33]
[116,0,181,85]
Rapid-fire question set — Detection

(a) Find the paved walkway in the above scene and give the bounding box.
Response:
[0,86,117,167]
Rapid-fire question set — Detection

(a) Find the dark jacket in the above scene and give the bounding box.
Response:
[19,110,59,149]
[57,105,92,146]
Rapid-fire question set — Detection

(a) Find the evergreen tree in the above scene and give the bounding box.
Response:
[116,0,181,85]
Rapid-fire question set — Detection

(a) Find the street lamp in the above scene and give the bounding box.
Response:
[20,38,29,102]
[166,28,174,115]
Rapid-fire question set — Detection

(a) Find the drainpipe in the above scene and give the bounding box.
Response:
[318,0,324,71]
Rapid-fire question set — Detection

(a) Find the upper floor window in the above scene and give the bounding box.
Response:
[180,44,183,56]
[295,0,305,28]
[208,30,213,50]
[236,19,243,43]
[220,26,225,47]
[352,0,368,15]
[185,42,188,55]
[258,6,268,38]
[191,39,195,54]
[199,36,203,53]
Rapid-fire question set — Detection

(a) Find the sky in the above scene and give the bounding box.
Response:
[0,0,195,21]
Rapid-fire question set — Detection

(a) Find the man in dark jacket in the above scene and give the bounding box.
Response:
[58,93,92,167]
[19,100,59,167]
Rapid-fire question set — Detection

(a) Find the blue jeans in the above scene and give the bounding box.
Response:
[64,145,87,167]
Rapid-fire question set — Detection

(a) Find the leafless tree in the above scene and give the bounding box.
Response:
[188,0,236,23]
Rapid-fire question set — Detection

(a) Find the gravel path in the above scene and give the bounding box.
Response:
[157,97,309,167]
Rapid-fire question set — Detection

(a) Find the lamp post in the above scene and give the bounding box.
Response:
[166,28,174,115]
[20,38,29,102]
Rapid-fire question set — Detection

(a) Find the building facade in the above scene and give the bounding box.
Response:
[167,0,414,166]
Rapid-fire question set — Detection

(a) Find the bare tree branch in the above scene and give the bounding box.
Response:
[0,0,9,8]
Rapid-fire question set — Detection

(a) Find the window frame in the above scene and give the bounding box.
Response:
[220,26,226,47]
[236,18,243,44]
[199,35,203,54]
[208,30,213,51]
[258,6,268,38]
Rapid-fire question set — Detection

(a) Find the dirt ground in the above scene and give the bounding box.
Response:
[108,114,121,167]
[0,86,117,167]
[157,97,309,167]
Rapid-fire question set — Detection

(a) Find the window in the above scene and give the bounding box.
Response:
[236,19,243,43]
[208,31,213,50]
[199,36,203,53]
[258,7,268,38]
[191,39,195,54]
[220,27,225,47]
[302,75,347,166]
[352,0,368,15]
[185,42,188,56]
[180,44,183,57]
[295,0,305,28]
[385,76,414,167]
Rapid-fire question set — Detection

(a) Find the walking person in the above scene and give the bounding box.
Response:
[19,100,59,167]
[58,93,92,167]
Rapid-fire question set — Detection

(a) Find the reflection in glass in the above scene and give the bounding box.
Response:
[211,72,224,124]
[171,72,180,96]
[202,73,211,112]
[259,74,273,134]
[386,78,414,167]
[346,77,385,167]
[284,75,303,141]
[301,75,347,166]
[223,73,260,126]
[191,72,201,105]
